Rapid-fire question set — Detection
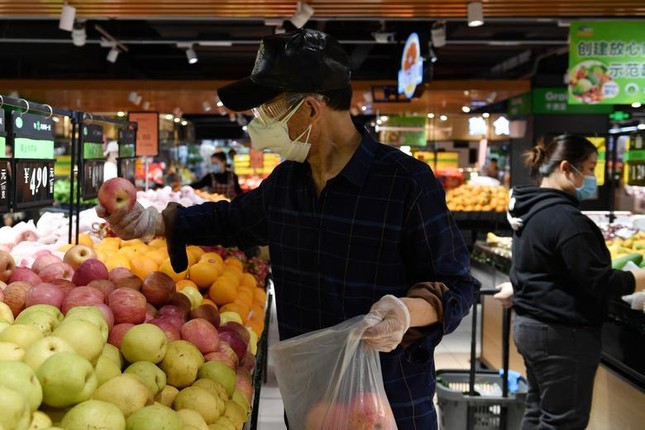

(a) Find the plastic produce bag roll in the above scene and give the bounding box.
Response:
[269,315,397,430]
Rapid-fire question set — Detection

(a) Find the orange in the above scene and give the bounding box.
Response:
[106,254,131,271]
[130,255,159,280]
[145,248,168,265]
[148,237,167,248]
[224,257,244,272]
[201,298,219,311]
[208,276,238,306]
[240,273,258,289]
[186,246,205,262]
[254,287,267,305]
[220,302,249,321]
[175,279,198,291]
[188,261,220,289]
[199,252,224,266]
[159,258,187,282]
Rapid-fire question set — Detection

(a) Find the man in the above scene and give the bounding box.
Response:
[98,29,479,429]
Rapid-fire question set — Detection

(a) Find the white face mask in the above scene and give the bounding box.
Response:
[247,99,312,163]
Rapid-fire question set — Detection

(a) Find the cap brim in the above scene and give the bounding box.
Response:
[217,77,282,112]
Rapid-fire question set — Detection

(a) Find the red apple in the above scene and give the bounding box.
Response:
[240,350,256,374]
[63,244,97,270]
[8,267,42,286]
[167,292,192,314]
[149,318,181,342]
[114,275,143,291]
[141,271,175,306]
[31,253,63,274]
[39,262,74,283]
[108,287,147,324]
[347,392,396,430]
[50,279,76,296]
[3,281,31,316]
[26,283,66,308]
[109,267,135,283]
[218,321,250,343]
[71,258,109,286]
[180,318,220,354]
[204,351,236,370]
[94,303,115,330]
[98,177,137,214]
[218,330,248,362]
[62,286,106,314]
[190,304,220,328]
[108,322,134,348]
[87,279,116,297]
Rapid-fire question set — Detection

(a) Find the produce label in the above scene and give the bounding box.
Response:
[14,159,55,209]
[569,21,645,105]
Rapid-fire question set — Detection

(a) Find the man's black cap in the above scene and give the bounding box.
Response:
[217,29,351,112]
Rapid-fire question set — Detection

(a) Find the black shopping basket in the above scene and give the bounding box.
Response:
[436,289,527,430]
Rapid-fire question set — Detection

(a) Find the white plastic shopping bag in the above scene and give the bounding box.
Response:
[269,316,397,430]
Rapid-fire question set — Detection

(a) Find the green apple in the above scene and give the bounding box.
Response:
[197,361,236,398]
[102,343,123,369]
[0,301,14,323]
[0,324,44,349]
[120,323,167,364]
[62,306,109,342]
[53,319,104,364]
[92,374,153,417]
[29,410,53,429]
[0,361,43,412]
[23,336,75,371]
[0,385,31,430]
[61,399,126,430]
[16,304,63,322]
[125,403,183,430]
[210,416,236,430]
[124,361,166,395]
[176,409,208,430]
[173,386,222,424]
[37,351,97,408]
[95,355,122,387]
[159,340,204,388]
[0,341,25,361]
[154,385,179,407]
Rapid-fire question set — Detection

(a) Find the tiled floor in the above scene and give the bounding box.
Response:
[255,290,480,429]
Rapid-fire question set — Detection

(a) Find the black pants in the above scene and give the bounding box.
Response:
[513,315,601,430]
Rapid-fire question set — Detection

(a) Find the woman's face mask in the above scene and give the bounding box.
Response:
[247,98,312,163]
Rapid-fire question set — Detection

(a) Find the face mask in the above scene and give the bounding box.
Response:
[247,99,312,163]
[570,165,597,200]
[212,164,223,174]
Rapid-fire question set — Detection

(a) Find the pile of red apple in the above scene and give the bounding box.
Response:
[0,246,259,430]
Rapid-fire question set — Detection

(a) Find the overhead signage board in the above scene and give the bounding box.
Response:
[128,112,159,157]
[80,124,105,199]
[568,21,645,105]
[398,33,423,99]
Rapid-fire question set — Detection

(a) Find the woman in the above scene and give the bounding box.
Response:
[494,134,645,429]
[190,152,242,199]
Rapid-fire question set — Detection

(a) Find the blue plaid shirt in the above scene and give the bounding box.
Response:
[172,124,478,429]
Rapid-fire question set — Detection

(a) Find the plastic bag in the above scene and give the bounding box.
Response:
[269,316,397,430]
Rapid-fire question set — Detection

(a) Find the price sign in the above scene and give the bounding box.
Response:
[118,158,136,185]
[14,160,55,209]
[82,160,104,199]
[0,160,11,213]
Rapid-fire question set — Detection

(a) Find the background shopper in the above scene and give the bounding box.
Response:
[97,29,480,429]
[495,134,645,429]
[190,151,242,199]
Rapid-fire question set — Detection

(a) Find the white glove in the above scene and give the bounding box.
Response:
[95,201,160,241]
[362,295,411,352]
[493,282,514,309]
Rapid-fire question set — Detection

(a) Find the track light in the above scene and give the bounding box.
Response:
[468,2,484,27]
[431,21,446,47]
[59,3,76,32]
[107,46,120,63]
[290,2,314,29]
[186,45,198,64]
[71,21,86,47]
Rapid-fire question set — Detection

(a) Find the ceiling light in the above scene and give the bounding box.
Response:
[165,114,174,120]
[107,46,119,63]
[203,101,212,112]
[462,106,471,113]
[59,3,76,32]
[181,120,188,126]
[431,21,446,47]
[290,1,314,29]
[468,1,484,27]
[173,117,181,123]
[483,112,490,118]
[117,111,125,117]
[632,102,642,108]
[186,45,198,64]
[71,21,86,46]
[427,113,435,119]
[440,114,448,121]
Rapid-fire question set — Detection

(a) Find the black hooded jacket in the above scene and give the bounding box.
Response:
[508,186,635,326]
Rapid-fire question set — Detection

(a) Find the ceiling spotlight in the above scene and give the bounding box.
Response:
[632,102,642,108]
[186,45,198,64]
[468,1,484,27]
[181,120,188,126]
[431,21,446,47]
[71,21,86,47]
[203,101,212,112]
[427,113,435,119]
[440,114,448,121]
[462,106,471,113]
[290,1,315,29]
[59,3,76,32]
[107,46,120,63]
